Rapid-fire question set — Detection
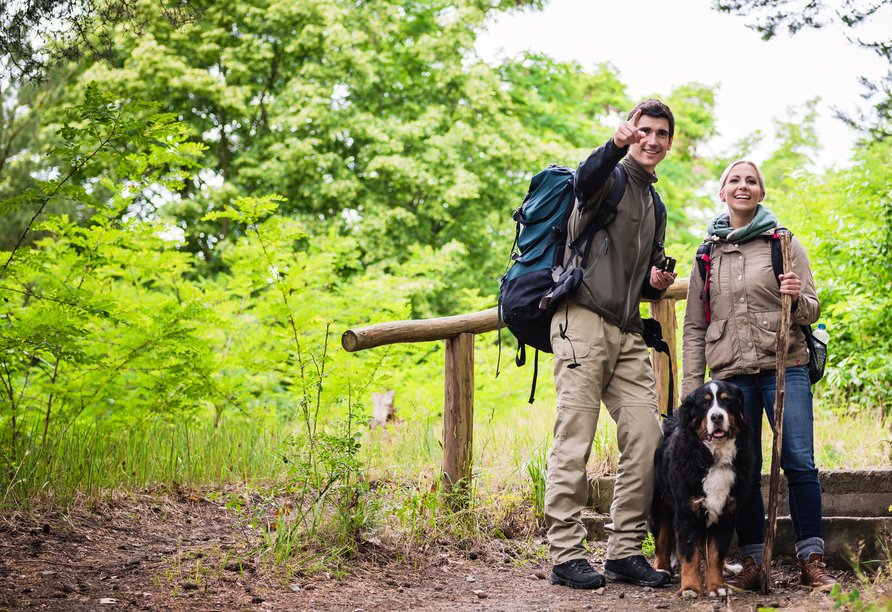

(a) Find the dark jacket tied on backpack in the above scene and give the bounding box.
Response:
[564,138,668,335]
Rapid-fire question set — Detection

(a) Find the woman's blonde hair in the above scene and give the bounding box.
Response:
[718,160,766,202]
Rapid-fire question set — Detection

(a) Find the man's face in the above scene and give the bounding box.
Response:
[629,115,673,173]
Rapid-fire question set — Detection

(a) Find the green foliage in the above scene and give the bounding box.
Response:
[0,60,83,251]
[2,419,287,506]
[831,583,892,612]
[496,54,629,148]
[523,439,548,519]
[52,0,719,318]
[0,84,397,488]
[642,532,655,558]
[760,99,822,188]
[770,138,892,411]
[0,84,210,449]
[68,0,551,300]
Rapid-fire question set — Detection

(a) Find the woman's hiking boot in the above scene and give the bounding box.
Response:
[725,556,761,592]
[799,553,839,592]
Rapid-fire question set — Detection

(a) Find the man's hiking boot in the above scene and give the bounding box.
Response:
[725,556,761,592]
[799,553,838,592]
[604,555,670,587]
[550,558,606,589]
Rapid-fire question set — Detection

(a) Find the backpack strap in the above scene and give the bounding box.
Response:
[769,229,790,288]
[649,184,666,254]
[568,165,628,269]
[646,188,672,418]
[770,228,823,383]
[528,349,539,404]
[770,227,805,324]
[571,171,664,270]
[695,242,713,323]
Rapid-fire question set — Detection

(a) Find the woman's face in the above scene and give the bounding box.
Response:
[720,163,764,218]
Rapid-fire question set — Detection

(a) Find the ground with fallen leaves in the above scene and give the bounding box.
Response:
[0,490,859,611]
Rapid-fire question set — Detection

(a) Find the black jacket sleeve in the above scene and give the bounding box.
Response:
[640,271,666,301]
[574,138,628,209]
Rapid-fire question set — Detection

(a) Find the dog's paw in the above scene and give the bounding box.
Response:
[723,562,743,577]
[679,589,699,599]
[708,587,731,598]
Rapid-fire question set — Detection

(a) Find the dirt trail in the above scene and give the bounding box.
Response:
[0,494,846,611]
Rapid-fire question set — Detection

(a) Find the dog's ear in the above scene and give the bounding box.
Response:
[725,381,745,412]
[724,382,751,431]
[676,391,697,428]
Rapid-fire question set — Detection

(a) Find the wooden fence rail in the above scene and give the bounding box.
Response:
[341,278,690,501]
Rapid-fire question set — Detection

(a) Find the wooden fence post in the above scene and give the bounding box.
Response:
[649,297,678,411]
[442,332,474,506]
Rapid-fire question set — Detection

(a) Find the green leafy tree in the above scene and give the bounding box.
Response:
[0,0,200,81]
[495,54,629,148]
[69,0,545,287]
[770,138,892,411]
[0,84,213,452]
[0,59,83,250]
[713,0,892,139]
[760,99,822,188]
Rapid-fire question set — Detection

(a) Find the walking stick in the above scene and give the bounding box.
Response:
[761,232,793,594]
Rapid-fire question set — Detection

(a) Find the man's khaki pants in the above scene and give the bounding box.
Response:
[545,301,663,565]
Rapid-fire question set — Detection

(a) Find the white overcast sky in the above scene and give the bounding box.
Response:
[475,0,891,170]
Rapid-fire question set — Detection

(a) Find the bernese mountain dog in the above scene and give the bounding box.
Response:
[649,380,754,598]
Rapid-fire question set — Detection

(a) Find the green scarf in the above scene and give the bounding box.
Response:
[707,205,778,243]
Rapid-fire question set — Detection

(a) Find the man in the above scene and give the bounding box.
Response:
[547,99,678,589]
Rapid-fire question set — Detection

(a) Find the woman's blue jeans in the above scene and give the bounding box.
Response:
[724,366,824,560]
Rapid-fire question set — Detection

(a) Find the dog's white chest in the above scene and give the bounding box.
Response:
[701,441,738,527]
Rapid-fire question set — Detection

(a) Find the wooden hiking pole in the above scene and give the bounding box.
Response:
[761,232,793,594]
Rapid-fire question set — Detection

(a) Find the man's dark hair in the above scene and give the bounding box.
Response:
[628,99,675,140]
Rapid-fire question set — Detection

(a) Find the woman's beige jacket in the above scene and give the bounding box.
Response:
[681,227,820,398]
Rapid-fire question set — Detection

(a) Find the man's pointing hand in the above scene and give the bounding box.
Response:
[613,109,645,148]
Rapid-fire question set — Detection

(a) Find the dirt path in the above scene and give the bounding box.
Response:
[0,493,847,611]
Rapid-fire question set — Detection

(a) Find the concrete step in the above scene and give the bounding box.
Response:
[588,469,892,517]
[581,513,892,570]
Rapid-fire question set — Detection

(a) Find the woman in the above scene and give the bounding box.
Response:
[681,160,838,592]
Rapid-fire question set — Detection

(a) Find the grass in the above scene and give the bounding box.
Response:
[0,418,290,508]
[3,382,887,513]
[0,377,889,583]
[812,395,892,469]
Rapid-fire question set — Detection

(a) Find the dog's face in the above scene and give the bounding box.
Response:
[679,381,746,444]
